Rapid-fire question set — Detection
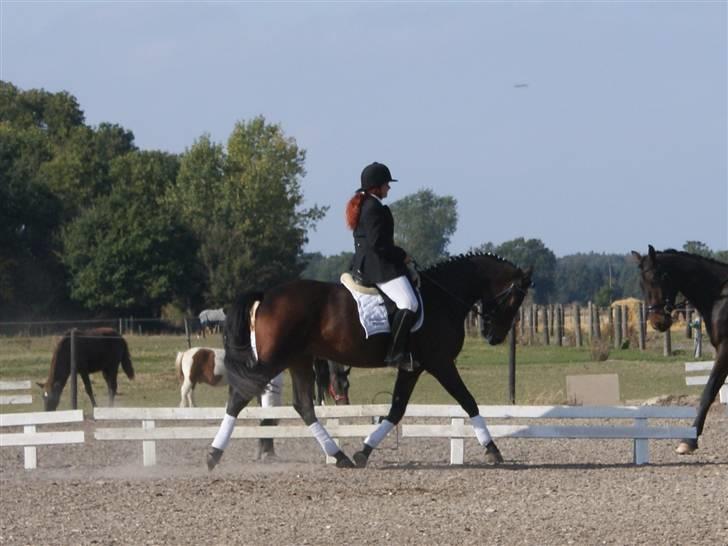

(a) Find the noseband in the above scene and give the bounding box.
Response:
[645,268,676,316]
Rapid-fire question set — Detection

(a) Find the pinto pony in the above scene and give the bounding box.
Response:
[208,253,532,470]
[38,327,134,411]
[632,245,728,454]
[175,348,226,407]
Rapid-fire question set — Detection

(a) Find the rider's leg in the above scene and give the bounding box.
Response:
[377,275,419,370]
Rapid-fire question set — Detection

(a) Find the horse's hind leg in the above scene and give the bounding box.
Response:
[353,368,423,468]
[289,363,354,468]
[429,364,503,464]
[102,369,118,407]
[80,372,98,407]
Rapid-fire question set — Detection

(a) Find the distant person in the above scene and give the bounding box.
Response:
[346,162,419,371]
[690,314,703,359]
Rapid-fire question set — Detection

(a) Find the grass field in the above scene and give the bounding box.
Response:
[0,332,711,414]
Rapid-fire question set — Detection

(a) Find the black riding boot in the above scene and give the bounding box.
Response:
[384,309,418,371]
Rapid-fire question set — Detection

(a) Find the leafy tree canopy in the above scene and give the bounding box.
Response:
[390,189,457,267]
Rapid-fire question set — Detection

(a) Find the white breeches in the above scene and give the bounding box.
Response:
[376,275,419,312]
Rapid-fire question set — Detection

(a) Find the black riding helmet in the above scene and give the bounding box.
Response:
[358,162,397,191]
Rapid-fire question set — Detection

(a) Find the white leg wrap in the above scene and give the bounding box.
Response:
[261,373,284,407]
[211,413,236,450]
[364,419,395,449]
[470,414,492,446]
[308,421,340,456]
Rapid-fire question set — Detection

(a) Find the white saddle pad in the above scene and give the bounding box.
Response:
[343,284,424,339]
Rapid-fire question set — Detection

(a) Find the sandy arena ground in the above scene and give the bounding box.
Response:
[1,404,726,545]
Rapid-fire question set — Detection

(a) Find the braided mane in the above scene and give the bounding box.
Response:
[422,252,519,276]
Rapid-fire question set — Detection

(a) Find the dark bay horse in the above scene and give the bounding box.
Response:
[314,358,351,405]
[632,245,728,454]
[208,253,532,469]
[38,327,134,411]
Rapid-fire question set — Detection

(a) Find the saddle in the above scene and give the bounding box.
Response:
[340,272,424,338]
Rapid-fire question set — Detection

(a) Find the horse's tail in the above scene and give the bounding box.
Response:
[175,351,184,384]
[121,338,135,380]
[223,291,269,401]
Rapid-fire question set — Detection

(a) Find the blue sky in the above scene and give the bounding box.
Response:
[2,1,726,257]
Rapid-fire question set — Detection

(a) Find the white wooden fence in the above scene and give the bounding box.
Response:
[685,361,728,404]
[0,380,32,406]
[94,404,697,466]
[0,410,85,469]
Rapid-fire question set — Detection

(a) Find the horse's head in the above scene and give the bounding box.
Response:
[36,380,62,411]
[328,364,351,405]
[631,245,676,332]
[479,265,533,345]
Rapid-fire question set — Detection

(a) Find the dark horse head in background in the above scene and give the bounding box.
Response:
[209,253,532,470]
[314,358,351,405]
[38,327,134,411]
[632,245,728,454]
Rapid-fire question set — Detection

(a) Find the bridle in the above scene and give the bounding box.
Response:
[644,266,676,316]
[418,266,525,322]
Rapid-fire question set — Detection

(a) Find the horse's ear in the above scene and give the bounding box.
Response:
[648,245,657,261]
[630,251,642,263]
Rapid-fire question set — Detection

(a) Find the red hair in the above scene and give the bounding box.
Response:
[346,192,367,230]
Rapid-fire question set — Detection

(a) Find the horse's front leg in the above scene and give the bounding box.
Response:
[290,364,354,468]
[80,372,97,407]
[353,367,423,468]
[429,364,503,464]
[677,342,728,454]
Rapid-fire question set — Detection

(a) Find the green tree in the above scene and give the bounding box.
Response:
[301,251,354,282]
[682,240,714,258]
[168,117,327,304]
[473,237,556,303]
[389,189,457,266]
[61,151,197,314]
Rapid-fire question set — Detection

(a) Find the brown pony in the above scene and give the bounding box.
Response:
[207,253,532,469]
[38,327,134,411]
[632,245,728,454]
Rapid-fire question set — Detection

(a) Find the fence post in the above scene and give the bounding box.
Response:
[594,306,601,339]
[519,307,525,338]
[508,324,516,404]
[549,304,555,338]
[184,318,191,349]
[70,328,78,410]
[621,305,629,342]
[638,304,646,351]
[529,305,535,345]
[574,304,582,347]
[534,305,539,333]
[587,301,593,342]
[614,305,622,349]
[556,305,563,346]
[685,306,692,339]
[663,329,672,357]
[542,306,550,345]
[118,318,123,335]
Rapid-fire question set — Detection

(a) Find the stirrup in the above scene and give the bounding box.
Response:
[385,352,419,372]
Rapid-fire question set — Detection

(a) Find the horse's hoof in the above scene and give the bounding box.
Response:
[484,441,504,464]
[676,440,698,455]
[207,447,223,471]
[334,451,355,468]
[353,451,369,468]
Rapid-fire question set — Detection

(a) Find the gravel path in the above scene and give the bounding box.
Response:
[1,405,726,545]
